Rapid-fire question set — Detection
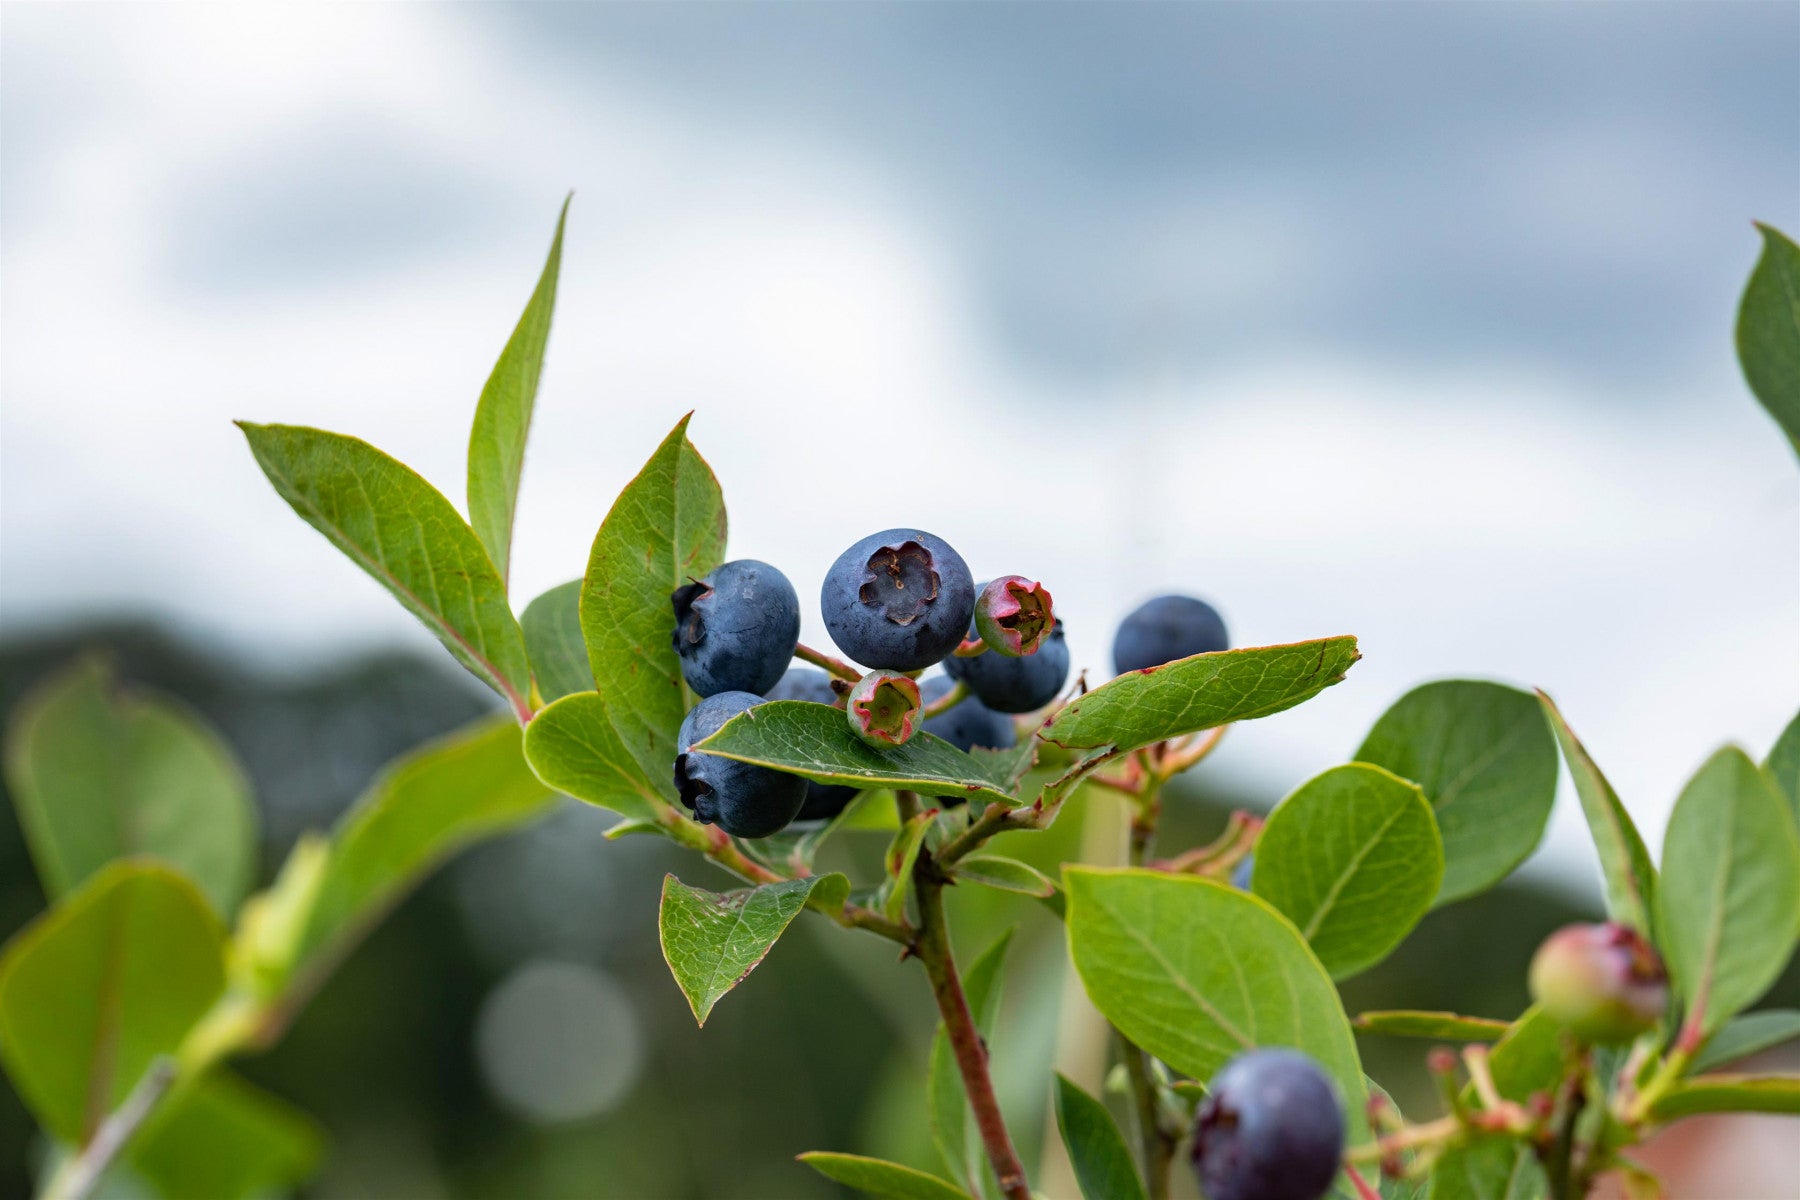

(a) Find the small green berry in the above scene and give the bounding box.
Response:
[847,671,922,748]
[1528,922,1667,1044]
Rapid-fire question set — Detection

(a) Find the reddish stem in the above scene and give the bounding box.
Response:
[914,856,1031,1200]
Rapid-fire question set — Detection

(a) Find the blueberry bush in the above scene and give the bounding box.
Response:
[4,206,1800,1200]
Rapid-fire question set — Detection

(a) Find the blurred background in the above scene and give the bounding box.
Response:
[2,3,1797,1197]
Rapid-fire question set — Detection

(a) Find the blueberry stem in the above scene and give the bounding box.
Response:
[1343,1163,1384,1200]
[794,642,862,683]
[919,680,969,719]
[912,843,1032,1200]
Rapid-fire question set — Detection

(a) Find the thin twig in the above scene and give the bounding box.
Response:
[913,855,1032,1200]
[42,1059,178,1200]
[794,642,862,682]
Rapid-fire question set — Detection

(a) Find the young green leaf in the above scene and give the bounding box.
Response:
[237,422,533,720]
[696,701,1017,807]
[520,580,591,701]
[1043,637,1359,753]
[580,415,727,789]
[952,855,1057,899]
[1053,1074,1148,1200]
[1252,763,1443,979]
[1479,1006,1566,1103]
[296,716,558,970]
[1658,747,1800,1038]
[877,811,934,925]
[0,862,225,1142]
[1537,693,1658,937]
[1693,1009,1800,1073]
[467,199,567,581]
[131,1071,324,1200]
[1424,1135,1547,1200]
[523,691,673,823]
[1766,710,1800,820]
[798,1153,972,1200]
[658,873,847,1026]
[1647,1074,1800,1119]
[4,657,256,916]
[1063,867,1368,1143]
[1350,1011,1509,1041]
[1354,681,1556,904]
[929,929,1014,1192]
[1735,222,1800,457]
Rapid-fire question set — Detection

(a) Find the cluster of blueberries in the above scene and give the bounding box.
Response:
[670,527,1229,839]
[667,528,1381,1199]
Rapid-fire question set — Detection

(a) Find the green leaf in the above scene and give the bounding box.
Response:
[4,657,256,916]
[296,715,557,969]
[1044,637,1359,753]
[1425,1135,1547,1200]
[929,929,1014,1192]
[657,873,847,1026]
[1736,223,1800,457]
[0,862,225,1142]
[520,580,591,702]
[697,701,1017,807]
[1063,867,1368,1143]
[467,198,567,581]
[798,1153,971,1200]
[131,1072,323,1200]
[970,740,1039,793]
[1766,710,1800,821]
[1353,681,1557,904]
[877,811,933,925]
[1054,1073,1148,1200]
[579,414,727,788]
[1647,1074,1800,1119]
[953,855,1057,899]
[1693,1010,1800,1073]
[1481,1007,1566,1103]
[1658,747,1800,1037]
[522,691,671,822]
[1537,694,1658,936]
[1351,1011,1509,1041]
[1252,763,1442,978]
[237,422,532,718]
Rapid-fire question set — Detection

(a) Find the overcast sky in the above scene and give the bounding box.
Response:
[3,2,1797,897]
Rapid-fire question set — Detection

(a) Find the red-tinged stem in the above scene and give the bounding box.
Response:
[1344,1163,1383,1200]
[913,854,1031,1200]
[920,681,969,719]
[794,642,862,682]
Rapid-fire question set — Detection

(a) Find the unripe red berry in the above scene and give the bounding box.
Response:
[847,671,922,747]
[972,576,1054,657]
[1528,922,1667,1044]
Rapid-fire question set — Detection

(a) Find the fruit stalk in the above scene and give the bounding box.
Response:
[913,849,1032,1200]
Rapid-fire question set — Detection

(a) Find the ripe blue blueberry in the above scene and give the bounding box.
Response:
[821,529,975,671]
[1113,594,1229,675]
[1231,853,1255,891]
[766,668,859,820]
[920,676,1016,756]
[674,691,807,838]
[671,559,801,698]
[1191,1048,1345,1200]
[945,619,1070,713]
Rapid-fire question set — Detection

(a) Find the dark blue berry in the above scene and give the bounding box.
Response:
[1112,594,1229,675]
[1231,853,1255,891]
[821,530,975,671]
[672,559,800,698]
[920,676,1016,755]
[1191,1048,1345,1200]
[945,619,1069,713]
[674,692,806,838]
[766,668,860,821]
